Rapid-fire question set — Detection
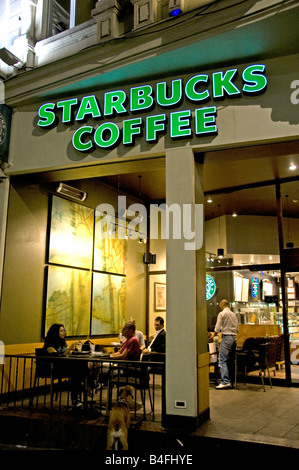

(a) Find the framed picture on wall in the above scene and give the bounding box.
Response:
[154,282,166,311]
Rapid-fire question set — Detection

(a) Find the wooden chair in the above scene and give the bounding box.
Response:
[107,353,154,419]
[32,348,65,408]
[236,339,272,392]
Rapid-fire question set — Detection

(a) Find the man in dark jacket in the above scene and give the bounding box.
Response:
[144,316,166,353]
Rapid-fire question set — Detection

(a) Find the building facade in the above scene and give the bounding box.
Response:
[0,0,299,427]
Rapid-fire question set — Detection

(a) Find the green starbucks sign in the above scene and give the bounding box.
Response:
[36,64,267,152]
[206,275,216,300]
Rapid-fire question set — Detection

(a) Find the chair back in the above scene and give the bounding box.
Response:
[258,343,269,369]
[277,334,285,362]
[35,348,53,379]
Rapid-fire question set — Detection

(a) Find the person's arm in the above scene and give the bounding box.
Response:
[139,334,145,350]
[65,341,79,355]
[110,349,128,359]
[214,312,222,334]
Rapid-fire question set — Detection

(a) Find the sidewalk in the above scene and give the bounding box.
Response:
[195,383,299,450]
[1,383,299,455]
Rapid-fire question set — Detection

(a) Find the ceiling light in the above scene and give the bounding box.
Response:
[232,212,237,217]
[207,196,212,203]
[169,8,182,16]
[289,164,296,171]
[169,0,183,17]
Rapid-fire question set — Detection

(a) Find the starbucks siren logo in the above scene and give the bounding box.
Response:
[206,275,216,300]
[0,113,7,145]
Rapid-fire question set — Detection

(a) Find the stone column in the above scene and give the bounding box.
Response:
[0,176,9,304]
[92,0,121,41]
[131,0,167,29]
[164,147,209,429]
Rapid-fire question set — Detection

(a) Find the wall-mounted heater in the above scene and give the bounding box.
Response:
[56,182,87,202]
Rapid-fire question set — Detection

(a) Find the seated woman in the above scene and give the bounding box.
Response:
[43,323,78,355]
[43,323,85,408]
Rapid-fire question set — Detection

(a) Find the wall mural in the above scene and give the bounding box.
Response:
[45,265,92,336]
[93,213,127,275]
[49,195,94,269]
[45,196,127,336]
[91,273,126,335]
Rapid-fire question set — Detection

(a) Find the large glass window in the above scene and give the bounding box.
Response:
[48,0,97,36]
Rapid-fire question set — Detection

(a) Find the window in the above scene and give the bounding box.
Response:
[48,0,97,37]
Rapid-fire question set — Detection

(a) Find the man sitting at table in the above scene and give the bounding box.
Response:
[110,321,140,360]
[143,316,166,354]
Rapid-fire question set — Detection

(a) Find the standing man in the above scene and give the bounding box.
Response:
[214,299,238,389]
[143,316,166,354]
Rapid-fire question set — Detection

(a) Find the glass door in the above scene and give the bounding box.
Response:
[285,272,299,384]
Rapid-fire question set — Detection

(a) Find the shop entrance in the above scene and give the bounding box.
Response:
[207,264,287,385]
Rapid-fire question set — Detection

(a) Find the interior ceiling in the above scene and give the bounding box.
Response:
[99,141,299,220]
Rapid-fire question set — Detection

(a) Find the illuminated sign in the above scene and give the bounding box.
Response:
[252,277,259,298]
[37,64,267,152]
[206,275,217,300]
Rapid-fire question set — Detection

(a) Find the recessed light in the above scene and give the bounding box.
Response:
[207,197,212,203]
[289,164,296,171]
[232,212,237,217]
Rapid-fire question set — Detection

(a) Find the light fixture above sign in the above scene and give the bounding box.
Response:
[0,47,22,66]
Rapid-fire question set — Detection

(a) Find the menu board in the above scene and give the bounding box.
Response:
[234,275,249,302]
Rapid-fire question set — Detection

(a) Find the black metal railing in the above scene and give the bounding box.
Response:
[0,354,165,422]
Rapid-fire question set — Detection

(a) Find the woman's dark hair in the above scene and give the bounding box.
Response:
[44,323,66,349]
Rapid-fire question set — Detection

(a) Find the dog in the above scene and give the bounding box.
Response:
[106,385,134,450]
